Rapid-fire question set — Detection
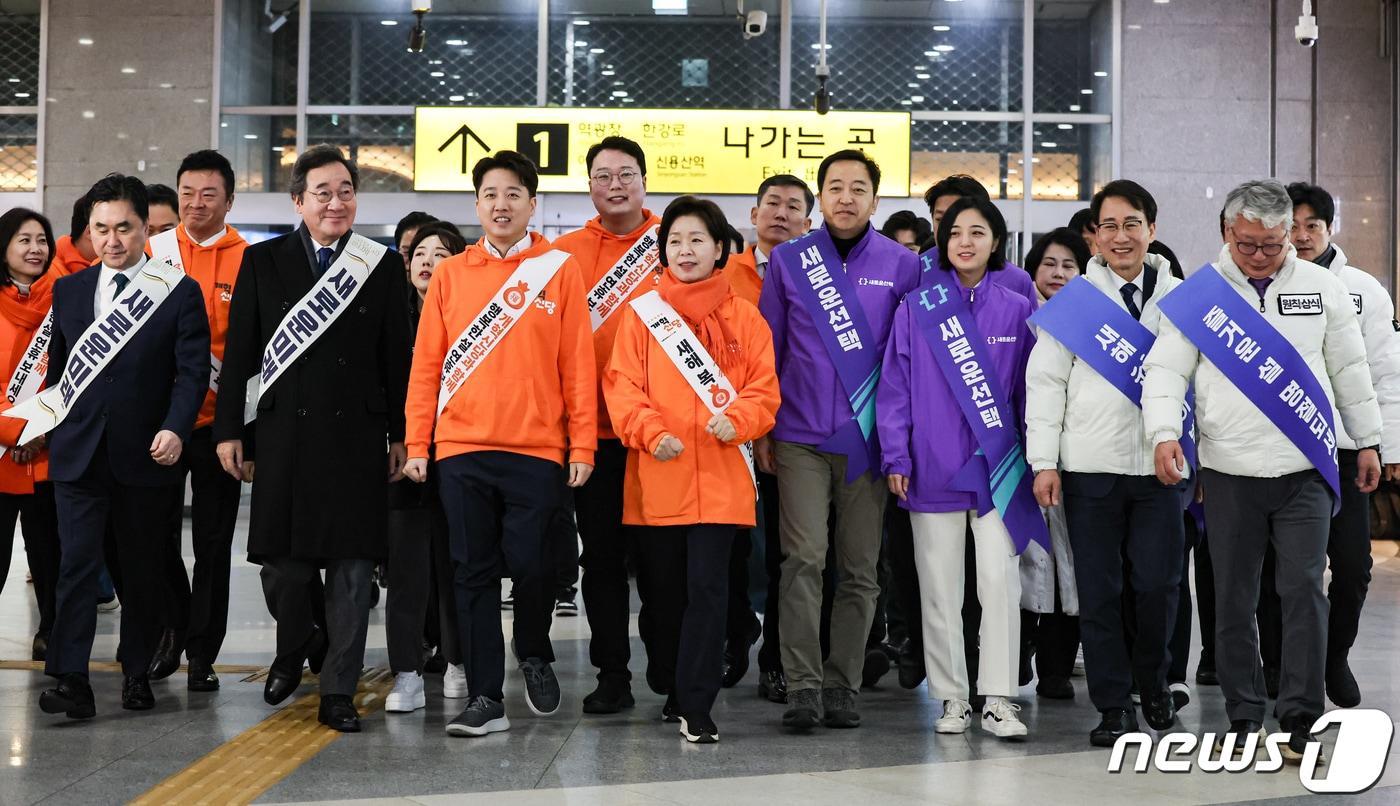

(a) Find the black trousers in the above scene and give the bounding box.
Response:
[1258,449,1371,670]
[0,483,61,639]
[755,470,784,674]
[552,499,581,598]
[575,439,631,682]
[439,451,560,702]
[49,440,182,678]
[155,428,243,664]
[635,523,733,717]
[725,528,761,649]
[1022,595,1080,681]
[386,499,460,672]
[1064,472,1184,711]
[260,556,373,696]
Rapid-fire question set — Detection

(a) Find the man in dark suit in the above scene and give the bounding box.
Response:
[32,174,210,719]
[214,144,411,733]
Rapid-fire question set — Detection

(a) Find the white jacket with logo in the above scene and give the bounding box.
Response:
[1026,254,1182,477]
[1142,245,1382,478]
[1323,245,1400,457]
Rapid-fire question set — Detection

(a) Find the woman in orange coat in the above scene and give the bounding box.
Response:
[0,208,66,661]
[604,196,780,743]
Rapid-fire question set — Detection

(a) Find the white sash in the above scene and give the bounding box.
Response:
[4,258,187,444]
[243,233,388,424]
[628,290,756,494]
[0,307,54,460]
[586,225,660,332]
[437,250,569,415]
[151,227,222,395]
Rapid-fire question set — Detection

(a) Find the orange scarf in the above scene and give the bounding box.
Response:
[659,270,742,370]
[0,271,58,332]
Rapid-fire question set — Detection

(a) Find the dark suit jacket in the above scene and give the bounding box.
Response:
[213,226,411,562]
[47,262,211,486]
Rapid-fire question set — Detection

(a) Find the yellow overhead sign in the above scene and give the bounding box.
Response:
[413,106,911,196]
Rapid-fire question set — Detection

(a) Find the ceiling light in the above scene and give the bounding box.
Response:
[430,71,444,77]
[910,95,924,102]
[933,25,951,32]
[78,37,93,45]
[121,67,136,74]
[448,94,465,101]
[82,110,95,119]
[601,70,616,75]
[244,134,259,140]
[589,47,604,53]
[13,92,29,98]
[1094,70,1108,77]
[1081,88,1094,94]
[916,73,930,79]
[612,90,629,97]
[933,44,955,52]
[445,39,465,45]
[6,78,17,83]
[1041,141,1057,147]
[652,0,687,13]
[1058,123,1073,130]
[1069,104,1081,111]
[381,19,398,26]
[573,19,590,25]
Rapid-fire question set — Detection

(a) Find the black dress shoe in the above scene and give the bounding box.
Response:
[861,647,891,689]
[1036,676,1075,700]
[582,676,635,714]
[1263,665,1281,699]
[188,660,220,692]
[317,694,361,732]
[1090,707,1138,747]
[147,628,184,681]
[1141,687,1177,731]
[31,634,47,662]
[721,620,761,688]
[897,647,925,690]
[757,670,787,704]
[1195,663,1219,686]
[122,676,155,710]
[39,673,96,719]
[306,628,328,676]
[1326,658,1361,708]
[264,667,302,705]
[1214,719,1265,754]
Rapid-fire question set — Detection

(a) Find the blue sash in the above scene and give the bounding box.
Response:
[1157,266,1341,510]
[910,279,1049,554]
[1029,275,1198,467]
[783,229,882,482]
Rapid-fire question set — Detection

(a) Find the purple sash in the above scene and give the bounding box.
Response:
[783,229,882,482]
[1029,275,1198,467]
[1157,265,1341,510]
[910,279,1049,554]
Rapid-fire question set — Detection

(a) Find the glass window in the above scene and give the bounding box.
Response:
[1034,0,1112,114]
[221,0,299,106]
[1026,122,1110,200]
[219,114,298,192]
[547,6,779,108]
[310,9,536,106]
[306,114,415,192]
[911,120,1025,201]
[0,114,39,192]
[0,12,41,106]
[790,1,1023,113]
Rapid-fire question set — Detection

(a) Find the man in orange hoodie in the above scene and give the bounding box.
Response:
[719,174,814,702]
[551,136,662,714]
[143,150,248,693]
[52,195,96,275]
[404,150,595,737]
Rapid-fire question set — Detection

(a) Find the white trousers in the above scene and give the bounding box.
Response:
[910,509,1021,700]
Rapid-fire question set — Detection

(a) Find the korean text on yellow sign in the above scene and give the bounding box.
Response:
[414,107,911,195]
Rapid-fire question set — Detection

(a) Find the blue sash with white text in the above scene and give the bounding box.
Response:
[1029,275,1197,468]
[1157,266,1341,510]
[910,279,1049,554]
[782,229,882,482]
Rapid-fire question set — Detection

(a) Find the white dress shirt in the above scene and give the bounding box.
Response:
[485,233,532,259]
[195,226,228,248]
[1105,263,1146,312]
[94,256,147,318]
[754,247,769,280]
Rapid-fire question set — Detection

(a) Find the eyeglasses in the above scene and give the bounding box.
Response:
[306,187,356,204]
[1234,241,1286,256]
[1095,220,1144,236]
[589,170,640,187]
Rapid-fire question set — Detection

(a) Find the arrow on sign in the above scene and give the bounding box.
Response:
[437,124,491,175]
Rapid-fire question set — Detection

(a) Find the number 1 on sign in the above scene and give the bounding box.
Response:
[533,131,551,169]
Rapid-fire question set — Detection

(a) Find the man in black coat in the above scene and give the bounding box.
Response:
[31,174,210,719]
[214,145,411,733]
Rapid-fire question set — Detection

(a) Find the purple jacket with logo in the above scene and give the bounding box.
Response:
[760,226,922,447]
[877,275,1035,513]
[922,246,1038,309]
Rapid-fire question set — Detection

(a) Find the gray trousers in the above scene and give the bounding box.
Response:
[261,556,374,697]
[1201,468,1330,723]
[775,440,887,693]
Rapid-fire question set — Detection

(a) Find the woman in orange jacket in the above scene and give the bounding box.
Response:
[604,196,780,743]
[0,208,67,661]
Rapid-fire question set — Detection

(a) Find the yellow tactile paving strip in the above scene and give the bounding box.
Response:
[0,660,265,676]
[127,667,395,806]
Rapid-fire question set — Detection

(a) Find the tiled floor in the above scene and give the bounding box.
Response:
[1,508,1397,805]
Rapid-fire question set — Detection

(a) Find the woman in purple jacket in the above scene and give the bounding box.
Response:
[877,196,1036,740]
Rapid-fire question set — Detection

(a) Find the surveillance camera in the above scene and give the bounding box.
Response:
[814,77,830,115]
[1295,14,1318,47]
[743,10,767,39]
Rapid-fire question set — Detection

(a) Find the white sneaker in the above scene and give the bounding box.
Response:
[981,696,1028,738]
[386,672,425,713]
[935,698,973,734]
[443,663,469,699]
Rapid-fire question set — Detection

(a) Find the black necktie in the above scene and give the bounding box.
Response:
[1120,282,1141,320]
[112,272,130,299]
[316,247,334,278]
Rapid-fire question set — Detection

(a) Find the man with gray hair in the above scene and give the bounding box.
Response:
[1141,179,1381,762]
